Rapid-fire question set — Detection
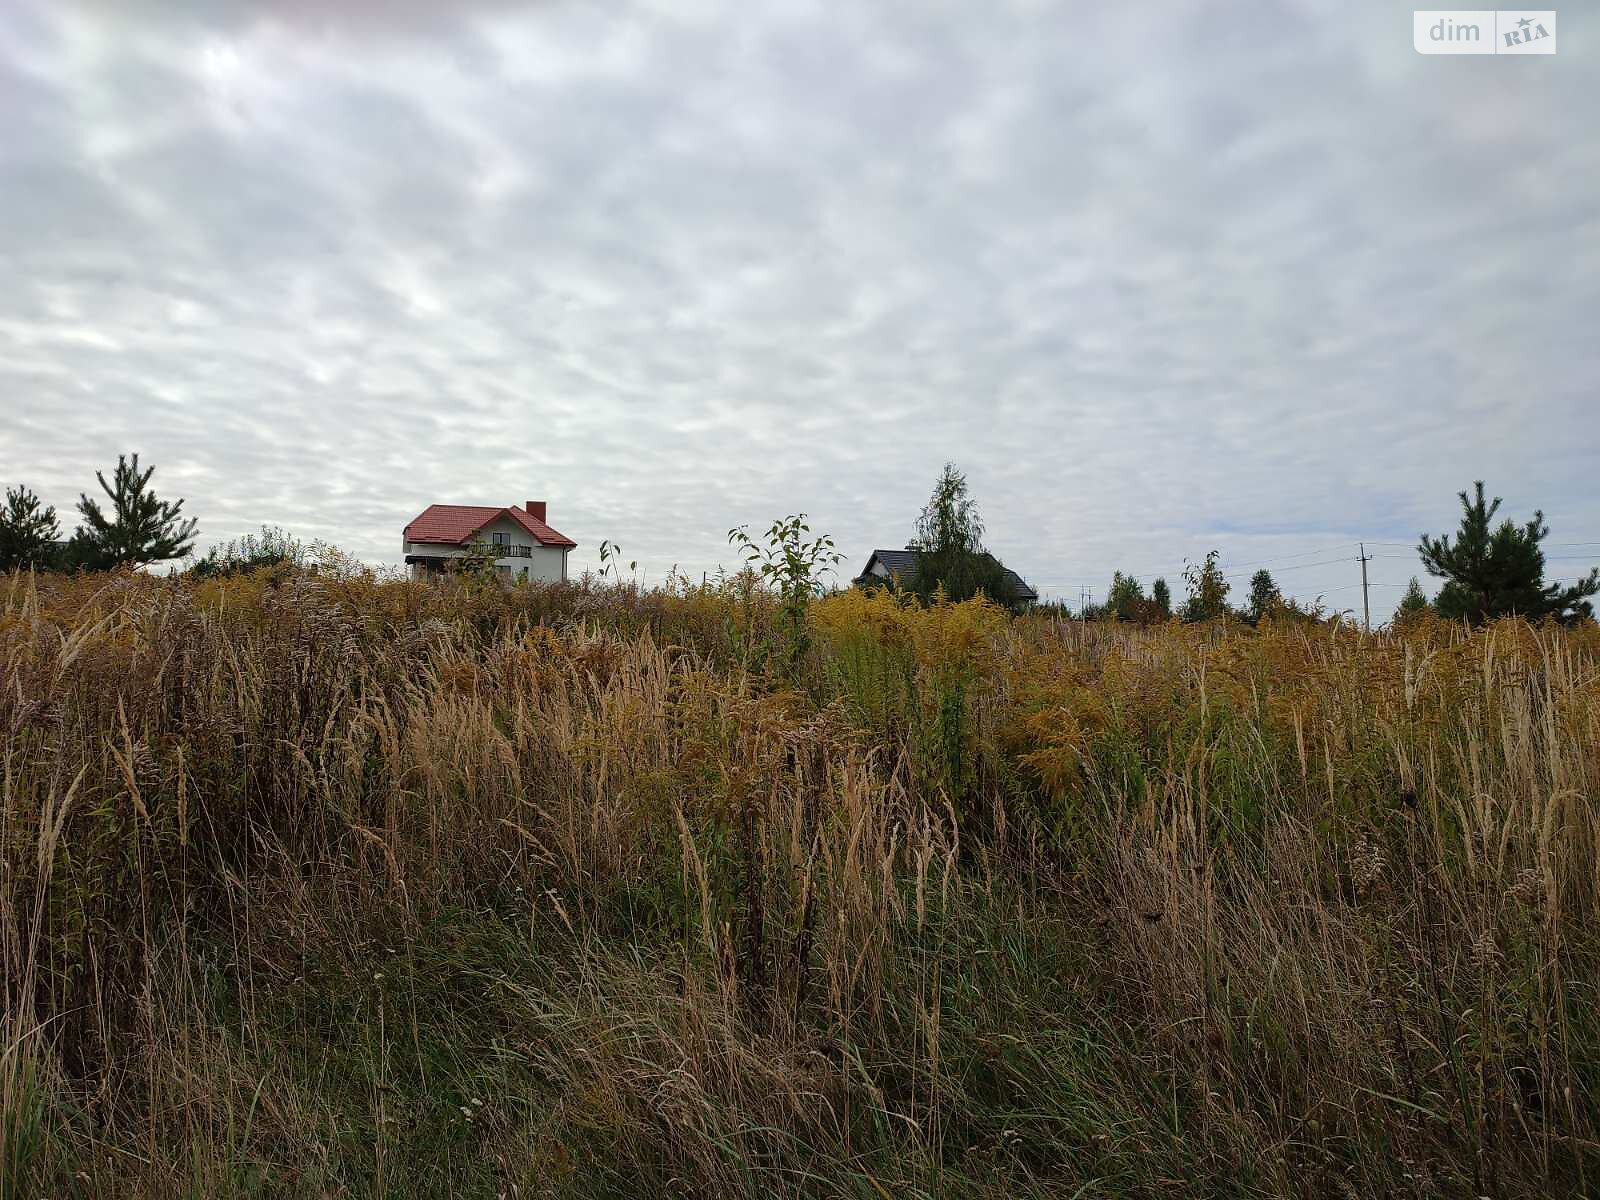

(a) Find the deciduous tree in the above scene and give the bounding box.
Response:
[728,514,841,677]
[191,525,304,578]
[1106,571,1146,622]
[910,464,1018,609]
[1181,550,1231,622]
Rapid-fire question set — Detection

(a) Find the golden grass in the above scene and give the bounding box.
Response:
[2,568,1597,1197]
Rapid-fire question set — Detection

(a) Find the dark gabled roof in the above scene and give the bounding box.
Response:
[1000,567,1038,603]
[855,548,1038,604]
[862,548,918,579]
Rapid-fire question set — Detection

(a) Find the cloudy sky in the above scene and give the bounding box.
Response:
[3,1,1596,612]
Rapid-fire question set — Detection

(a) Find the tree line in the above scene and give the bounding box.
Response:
[4,457,1595,627]
[0,454,196,572]
[872,466,1597,628]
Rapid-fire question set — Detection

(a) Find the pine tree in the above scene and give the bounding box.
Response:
[1395,577,1431,624]
[1246,569,1281,624]
[1418,482,1597,624]
[1151,577,1172,619]
[74,453,198,568]
[0,485,61,571]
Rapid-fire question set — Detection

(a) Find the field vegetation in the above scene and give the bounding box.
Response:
[3,563,1599,1197]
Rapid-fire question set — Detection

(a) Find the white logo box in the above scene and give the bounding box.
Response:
[1414,10,1556,54]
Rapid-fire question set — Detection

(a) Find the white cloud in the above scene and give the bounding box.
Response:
[1,0,1596,611]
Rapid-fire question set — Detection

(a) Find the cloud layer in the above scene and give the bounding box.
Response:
[3,0,1596,613]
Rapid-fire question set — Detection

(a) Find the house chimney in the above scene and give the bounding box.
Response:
[525,500,547,523]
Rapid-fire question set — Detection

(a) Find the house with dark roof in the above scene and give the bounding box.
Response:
[403,500,576,582]
[854,547,1038,606]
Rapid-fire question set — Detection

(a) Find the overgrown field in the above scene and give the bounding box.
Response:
[3,570,1599,1197]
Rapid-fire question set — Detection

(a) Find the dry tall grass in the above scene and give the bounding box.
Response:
[2,569,1596,1197]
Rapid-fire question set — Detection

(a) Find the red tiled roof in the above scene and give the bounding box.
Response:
[404,504,577,548]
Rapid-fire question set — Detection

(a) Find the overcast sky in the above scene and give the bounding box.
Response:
[2,1,1596,613]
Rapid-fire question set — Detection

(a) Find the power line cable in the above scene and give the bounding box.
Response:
[1318,579,1405,594]
[1209,545,1371,571]
[1222,556,1350,580]
[1033,540,1595,595]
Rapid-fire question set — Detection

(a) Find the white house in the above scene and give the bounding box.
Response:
[402,500,576,582]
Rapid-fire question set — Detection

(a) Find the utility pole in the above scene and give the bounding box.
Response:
[1357,543,1372,631]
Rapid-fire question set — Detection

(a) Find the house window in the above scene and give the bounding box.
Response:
[492,532,507,545]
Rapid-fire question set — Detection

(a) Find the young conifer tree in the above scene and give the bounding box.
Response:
[1419,482,1597,624]
[73,453,198,568]
[0,485,61,571]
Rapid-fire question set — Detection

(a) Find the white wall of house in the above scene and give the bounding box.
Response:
[867,560,913,584]
[404,515,569,583]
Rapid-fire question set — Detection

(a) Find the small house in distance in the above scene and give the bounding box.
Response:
[854,547,1038,607]
[403,500,576,582]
